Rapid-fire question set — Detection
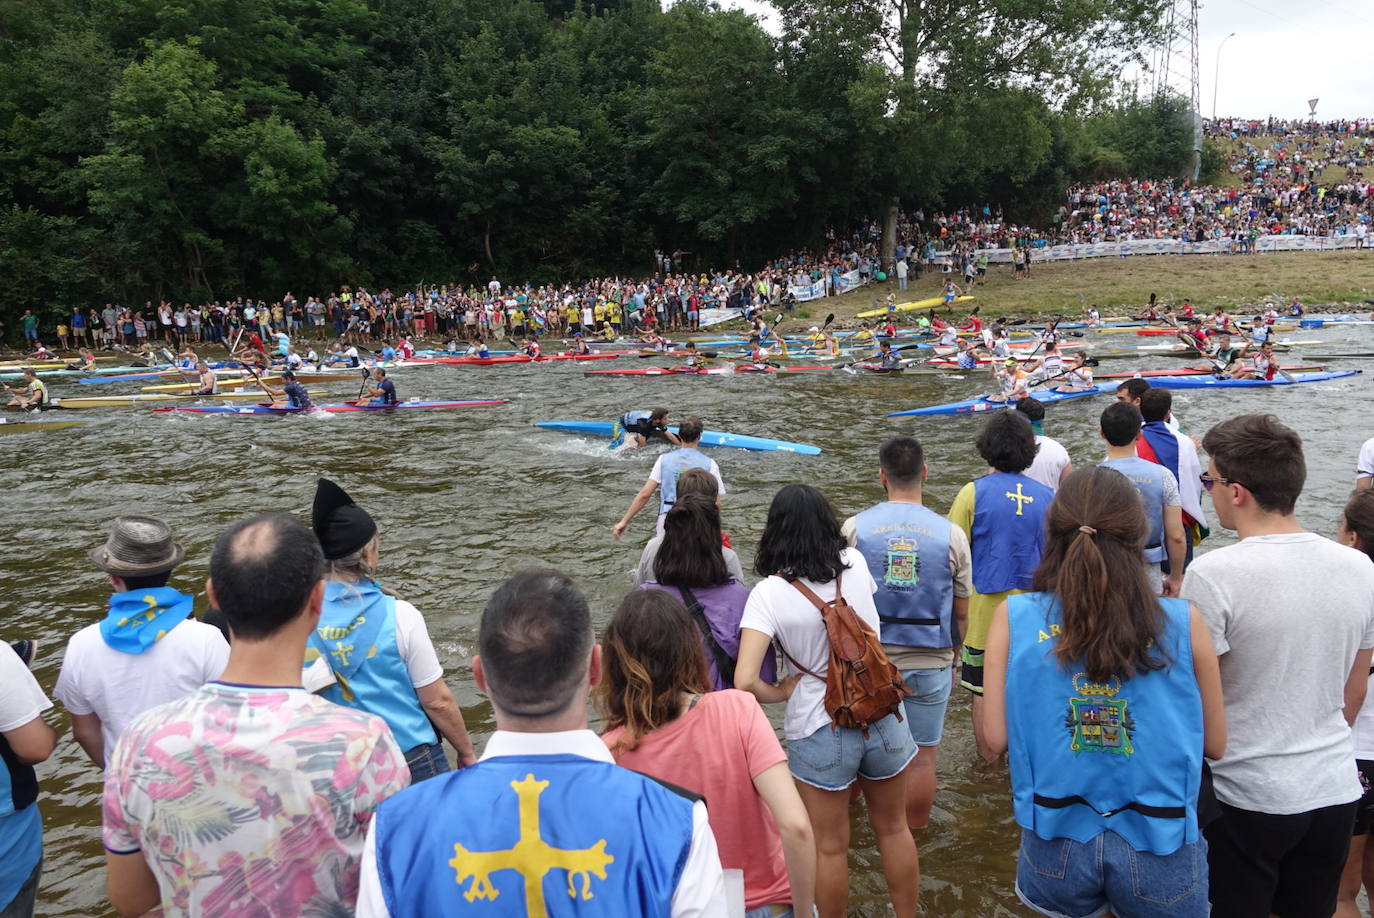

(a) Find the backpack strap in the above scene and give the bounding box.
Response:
[677,586,737,687]
[776,570,843,681]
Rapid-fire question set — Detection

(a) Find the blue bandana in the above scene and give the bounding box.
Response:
[312,580,389,680]
[100,587,194,654]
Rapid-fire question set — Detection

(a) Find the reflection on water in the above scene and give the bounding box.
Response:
[1,339,1364,916]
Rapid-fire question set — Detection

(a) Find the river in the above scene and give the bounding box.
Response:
[3,329,1367,916]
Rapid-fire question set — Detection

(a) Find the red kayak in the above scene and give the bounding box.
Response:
[585,364,835,377]
[1135,327,1188,337]
[434,352,629,365]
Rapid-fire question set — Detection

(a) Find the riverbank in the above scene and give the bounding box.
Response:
[765,249,1374,335]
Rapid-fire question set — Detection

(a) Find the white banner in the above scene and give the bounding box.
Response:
[787,269,870,303]
[967,233,1366,264]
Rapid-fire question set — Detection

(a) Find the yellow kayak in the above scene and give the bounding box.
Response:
[855,295,974,319]
[54,389,325,408]
[142,377,267,392]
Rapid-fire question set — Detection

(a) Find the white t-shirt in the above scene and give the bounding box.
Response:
[1357,437,1374,482]
[53,618,229,763]
[391,598,444,688]
[1182,533,1374,814]
[0,646,51,734]
[1025,434,1071,491]
[648,454,725,514]
[740,547,880,740]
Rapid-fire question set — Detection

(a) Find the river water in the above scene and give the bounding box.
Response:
[2,329,1368,917]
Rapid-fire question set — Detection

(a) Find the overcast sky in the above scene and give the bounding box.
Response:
[709,0,1374,119]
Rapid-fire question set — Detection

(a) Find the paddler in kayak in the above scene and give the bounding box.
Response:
[521,336,542,358]
[734,336,772,369]
[4,369,47,410]
[1053,352,1096,393]
[610,407,682,450]
[1177,318,1210,352]
[324,342,362,368]
[464,338,490,358]
[262,370,314,409]
[65,348,98,371]
[1226,339,1279,380]
[362,367,398,405]
[188,361,218,397]
[681,341,711,369]
[958,306,983,335]
[874,340,903,369]
[987,358,1030,403]
[24,343,57,362]
[954,337,981,370]
[1028,340,1066,381]
[570,333,592,356]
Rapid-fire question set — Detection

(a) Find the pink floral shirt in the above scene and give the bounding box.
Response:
[103,682,409,917]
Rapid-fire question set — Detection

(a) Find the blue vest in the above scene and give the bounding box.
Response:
[1006,593,1201,855]
[0,733,40,909]
[312,583,437,751]
[373,755,694,917]
[853,502,956,648]
[657,448,715,515]
[1099,457,1168,563]
[970,473,1053,594]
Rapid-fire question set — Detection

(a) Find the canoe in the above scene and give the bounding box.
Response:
[1305,353,1374,360]
[0,415,100,433]
[535,420,821,455]
[855,295,974,319]
[1135,325,1297,337]
[886,383,1114,418]
[1140,370,1359,389]
[584,364,836,377]
[1095,365,1325,380]
[154,398,509,415]
[53,390,326,408]
[8,364,181,381]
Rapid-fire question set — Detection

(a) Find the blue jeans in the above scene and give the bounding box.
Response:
[1015,829,1208,918]
[404,742,451,784]
[743,907,794,918]
[0,859,39,918]
[786,714,916,791]
[900,665,954,746]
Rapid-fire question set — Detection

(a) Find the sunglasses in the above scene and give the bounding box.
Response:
[1200,473,1245,492]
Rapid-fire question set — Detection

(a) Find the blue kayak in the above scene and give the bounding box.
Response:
[535,420,821,454]
[1140,370,1360,389]
[156,399,507,415]
[886,383,1114,418]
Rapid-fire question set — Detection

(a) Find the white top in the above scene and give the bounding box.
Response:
[1167,425,1206,526]
[740,547,880,740]
[1182,533,1374,813]
[0,645,52,733]
[648,453,725,513]
[389,598,444,688]
[1357,436,1374,481]
[53,618,229,762]
[1025,434,1072,492]
[355,729,727,918]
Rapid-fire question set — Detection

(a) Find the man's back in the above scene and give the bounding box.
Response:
[104,682,408,917]
[1183,533,1374,813]
[1025,434,1071,492]
[54,619,228,762]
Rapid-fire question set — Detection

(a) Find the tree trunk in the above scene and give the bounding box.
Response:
[882,199,899,271]
[484,221,495,269]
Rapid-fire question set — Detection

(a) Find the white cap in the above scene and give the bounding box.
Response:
[809,326,819,332]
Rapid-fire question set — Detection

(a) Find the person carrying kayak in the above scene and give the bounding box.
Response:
[362,367,398,405]
[611,408,682,450]
[262,370,314,409]
[942,280,961,308]
[4,368,47,410]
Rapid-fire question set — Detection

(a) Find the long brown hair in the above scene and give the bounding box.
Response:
[1032,467,1168,682]
[596,590,711,753]
[1342,489,1374,562]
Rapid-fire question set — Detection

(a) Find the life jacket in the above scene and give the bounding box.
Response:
[657,448,715,515]
[1098,458,1168,563]
[853,502,956,648]
[1006,593,1201,855]
[371,755,695,916]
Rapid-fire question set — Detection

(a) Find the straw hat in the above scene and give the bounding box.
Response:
[89,516,185,576]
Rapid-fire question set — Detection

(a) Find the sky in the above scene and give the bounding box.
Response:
[708,0,1374,119]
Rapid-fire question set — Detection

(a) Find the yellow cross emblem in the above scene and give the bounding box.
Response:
[450,774,614,918]
[1005,482,1035,516]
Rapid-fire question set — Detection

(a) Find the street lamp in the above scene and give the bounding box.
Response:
[1212,32,1237,122]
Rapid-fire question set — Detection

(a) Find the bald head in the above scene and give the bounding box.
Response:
[209,513,324,640]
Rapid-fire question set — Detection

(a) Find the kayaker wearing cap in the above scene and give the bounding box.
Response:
[988,358,1029,403]
[612,416,725,541]
[362,367,397,406]
[4,369,47,410]
[612,407,682,450]
[310,478,477,780]
[52,516,229,769]
[262,370,313,409]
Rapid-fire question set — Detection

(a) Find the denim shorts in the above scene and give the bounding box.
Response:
[404,742,452,784]
[1015,828,1209,918]
[901,666,954,747]
[786,714,917,791]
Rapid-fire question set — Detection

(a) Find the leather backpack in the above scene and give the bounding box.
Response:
[780,570,910,735]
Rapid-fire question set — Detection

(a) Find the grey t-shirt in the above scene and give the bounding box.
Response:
[1182,532,1374,814]
[635,537,745,587]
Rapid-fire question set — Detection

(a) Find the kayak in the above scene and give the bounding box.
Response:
[886,383,1115,418]
[1305,353,1374,360]
[1135,325,1297,337]
[1136,340,1321,354]
[53,389,326,409]
[855,295,974,319]
[0,415,100,433]
[154,398,509,415]
[535,420,821,455]
[1095,365,1326,380]
[584,364,835,377]
[1141,370,1359,389]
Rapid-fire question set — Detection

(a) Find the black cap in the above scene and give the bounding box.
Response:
[311,478,377,560]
